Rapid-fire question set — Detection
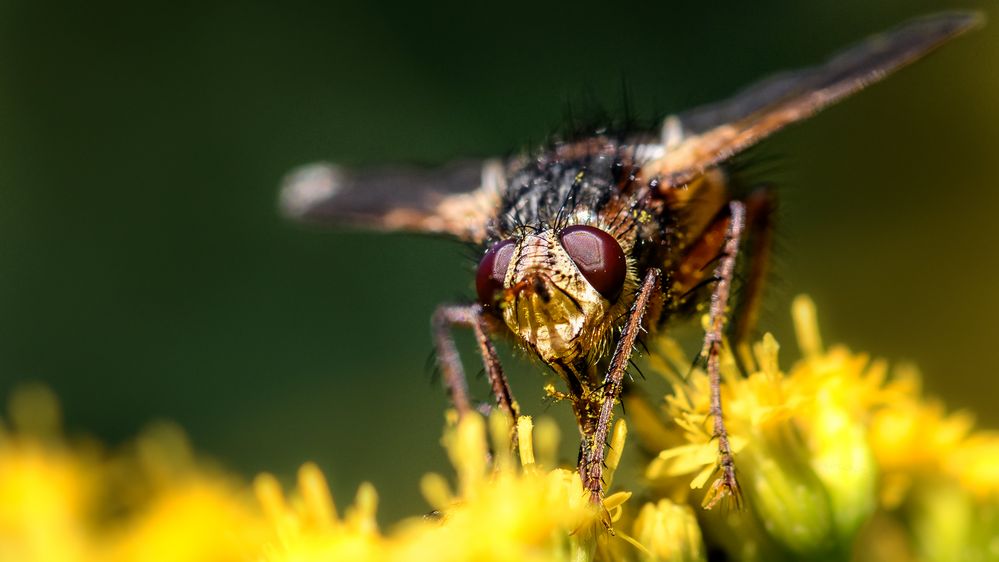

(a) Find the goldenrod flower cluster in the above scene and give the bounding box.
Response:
[0,385,266,562]
[635,297,999,561]
[0,296,996,561]
[252,410,678,562]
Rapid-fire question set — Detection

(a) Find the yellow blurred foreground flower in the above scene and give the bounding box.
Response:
[0,385,704,562]
[253,412,704,562]
[0,385,266,562]
[0,296,997,561]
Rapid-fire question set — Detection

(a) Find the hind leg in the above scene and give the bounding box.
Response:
[698,200,746,509]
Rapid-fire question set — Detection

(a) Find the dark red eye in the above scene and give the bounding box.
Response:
[476,239,516,306]
[559,225,627,301]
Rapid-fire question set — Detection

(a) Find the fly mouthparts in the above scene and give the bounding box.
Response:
[532,276,552,303]
[505,275,554,304]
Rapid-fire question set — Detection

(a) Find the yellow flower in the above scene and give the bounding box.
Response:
[631,499,705,562]
[0,383,709,562]
[254,411,657,562]
[0,386,99,562]
[636,295,999,562]
[3,295,999,562]
[254,463,385,562]
[0,385,267,562]
[945,432,999,499]
[106,423,267,562]
[642,298,878,559]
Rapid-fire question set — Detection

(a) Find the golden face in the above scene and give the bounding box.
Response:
[476,224,631,366]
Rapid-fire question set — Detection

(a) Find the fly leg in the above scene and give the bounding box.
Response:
[432,304,520,424]
[580,268,660,503]
[730,187,778,348]
[700,200,746,508]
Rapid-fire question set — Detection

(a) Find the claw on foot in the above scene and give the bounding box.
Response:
[702,461,743,510]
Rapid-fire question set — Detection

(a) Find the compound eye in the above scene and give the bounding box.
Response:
[559,225,627,301]
[476,239,516,306]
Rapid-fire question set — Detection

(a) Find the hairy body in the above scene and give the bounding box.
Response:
[280,12,979,504]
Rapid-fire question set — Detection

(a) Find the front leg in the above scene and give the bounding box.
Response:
[580,268,660,503]
[431,304,519,422]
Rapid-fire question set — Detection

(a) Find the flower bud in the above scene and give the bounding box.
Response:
[632,499,706,562]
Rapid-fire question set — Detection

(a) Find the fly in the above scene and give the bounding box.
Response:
[279,12,980,505]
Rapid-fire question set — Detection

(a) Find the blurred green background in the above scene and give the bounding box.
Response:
[0,0,996,522]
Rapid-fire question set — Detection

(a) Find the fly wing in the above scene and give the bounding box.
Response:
[279,159,505,243]
[646,11,982,186]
